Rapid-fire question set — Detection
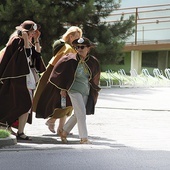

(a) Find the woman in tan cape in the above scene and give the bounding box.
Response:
[33,26,82,134]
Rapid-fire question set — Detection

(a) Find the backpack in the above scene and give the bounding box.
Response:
[52,39,65,56]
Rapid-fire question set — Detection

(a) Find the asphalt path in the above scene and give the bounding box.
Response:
[0,87,170,170]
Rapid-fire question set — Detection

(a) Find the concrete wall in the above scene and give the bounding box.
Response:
[131,50,142,74]
[101,50,170,75]
[158,51,169,71]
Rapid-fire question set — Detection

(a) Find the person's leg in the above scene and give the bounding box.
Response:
[17,112,31,140]
[65,93,88,140]
[59,113,77,143]
[57,115,67,134]
[63,114,77,134]
[17,89,33,140]
[46,107,73,134]
[18,112,29,134]
[57,106,73,134]
[45,117,56,133]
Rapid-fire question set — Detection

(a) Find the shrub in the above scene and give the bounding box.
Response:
[0,129,11,138]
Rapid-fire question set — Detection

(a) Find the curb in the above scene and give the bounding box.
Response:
[0,135,17,148]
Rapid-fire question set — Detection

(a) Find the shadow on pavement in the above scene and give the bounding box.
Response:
[15,133,126,149]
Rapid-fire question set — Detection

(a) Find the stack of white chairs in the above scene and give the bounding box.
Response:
[130,69,148,87]
[100,68,170,89]
[106,69,122,87]
[153,68,170,86]
[99,73,111,88]
[141,68,160,87]
[164,68,170,79]
[117,69,135,87]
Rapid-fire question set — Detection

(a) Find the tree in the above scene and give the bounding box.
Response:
[0,0,135,64]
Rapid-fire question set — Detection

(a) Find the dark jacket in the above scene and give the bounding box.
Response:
[36,53,101,118]
[0,37,46,126]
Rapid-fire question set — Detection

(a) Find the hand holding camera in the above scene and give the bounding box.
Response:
[17,30,22,36]
[33,30,41,41]
[17,30,28,39]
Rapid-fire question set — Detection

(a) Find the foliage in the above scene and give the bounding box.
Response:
[0,0,135,64]
[0,129,11,138]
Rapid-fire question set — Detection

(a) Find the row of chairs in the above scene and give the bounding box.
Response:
[99,68,170,88]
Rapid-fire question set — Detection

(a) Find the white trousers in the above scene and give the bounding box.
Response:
[63,92,88,139]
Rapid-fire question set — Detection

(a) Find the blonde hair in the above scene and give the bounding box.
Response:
[6,30,18,46]
[62,26,82,43]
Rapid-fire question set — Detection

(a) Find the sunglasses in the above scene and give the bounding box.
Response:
[75,45,87,50]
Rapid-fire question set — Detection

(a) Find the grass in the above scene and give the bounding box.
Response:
[0,129,11,138]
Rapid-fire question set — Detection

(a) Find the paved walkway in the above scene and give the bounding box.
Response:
[1,87,170,151]
[1,87,170,170]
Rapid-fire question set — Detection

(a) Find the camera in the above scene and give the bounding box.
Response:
[17,30,22,36]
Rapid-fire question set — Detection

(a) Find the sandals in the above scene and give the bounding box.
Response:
[17,132,31,140]
[45,121,55,133]
[57,128,73,136]
[58,130,68,144]
[80,139,92,144]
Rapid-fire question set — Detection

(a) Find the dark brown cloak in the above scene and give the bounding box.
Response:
[35,53,101,119]
[0,37,46,126]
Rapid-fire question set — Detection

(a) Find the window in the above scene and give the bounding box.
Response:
[142,52,158,67]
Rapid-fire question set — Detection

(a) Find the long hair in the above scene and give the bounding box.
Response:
[6,30,18,46]
[62,26,82,43]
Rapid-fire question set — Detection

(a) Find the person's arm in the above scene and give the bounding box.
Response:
[33,30,41,53]
[21,31,31,58]
[22,31,29,48]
